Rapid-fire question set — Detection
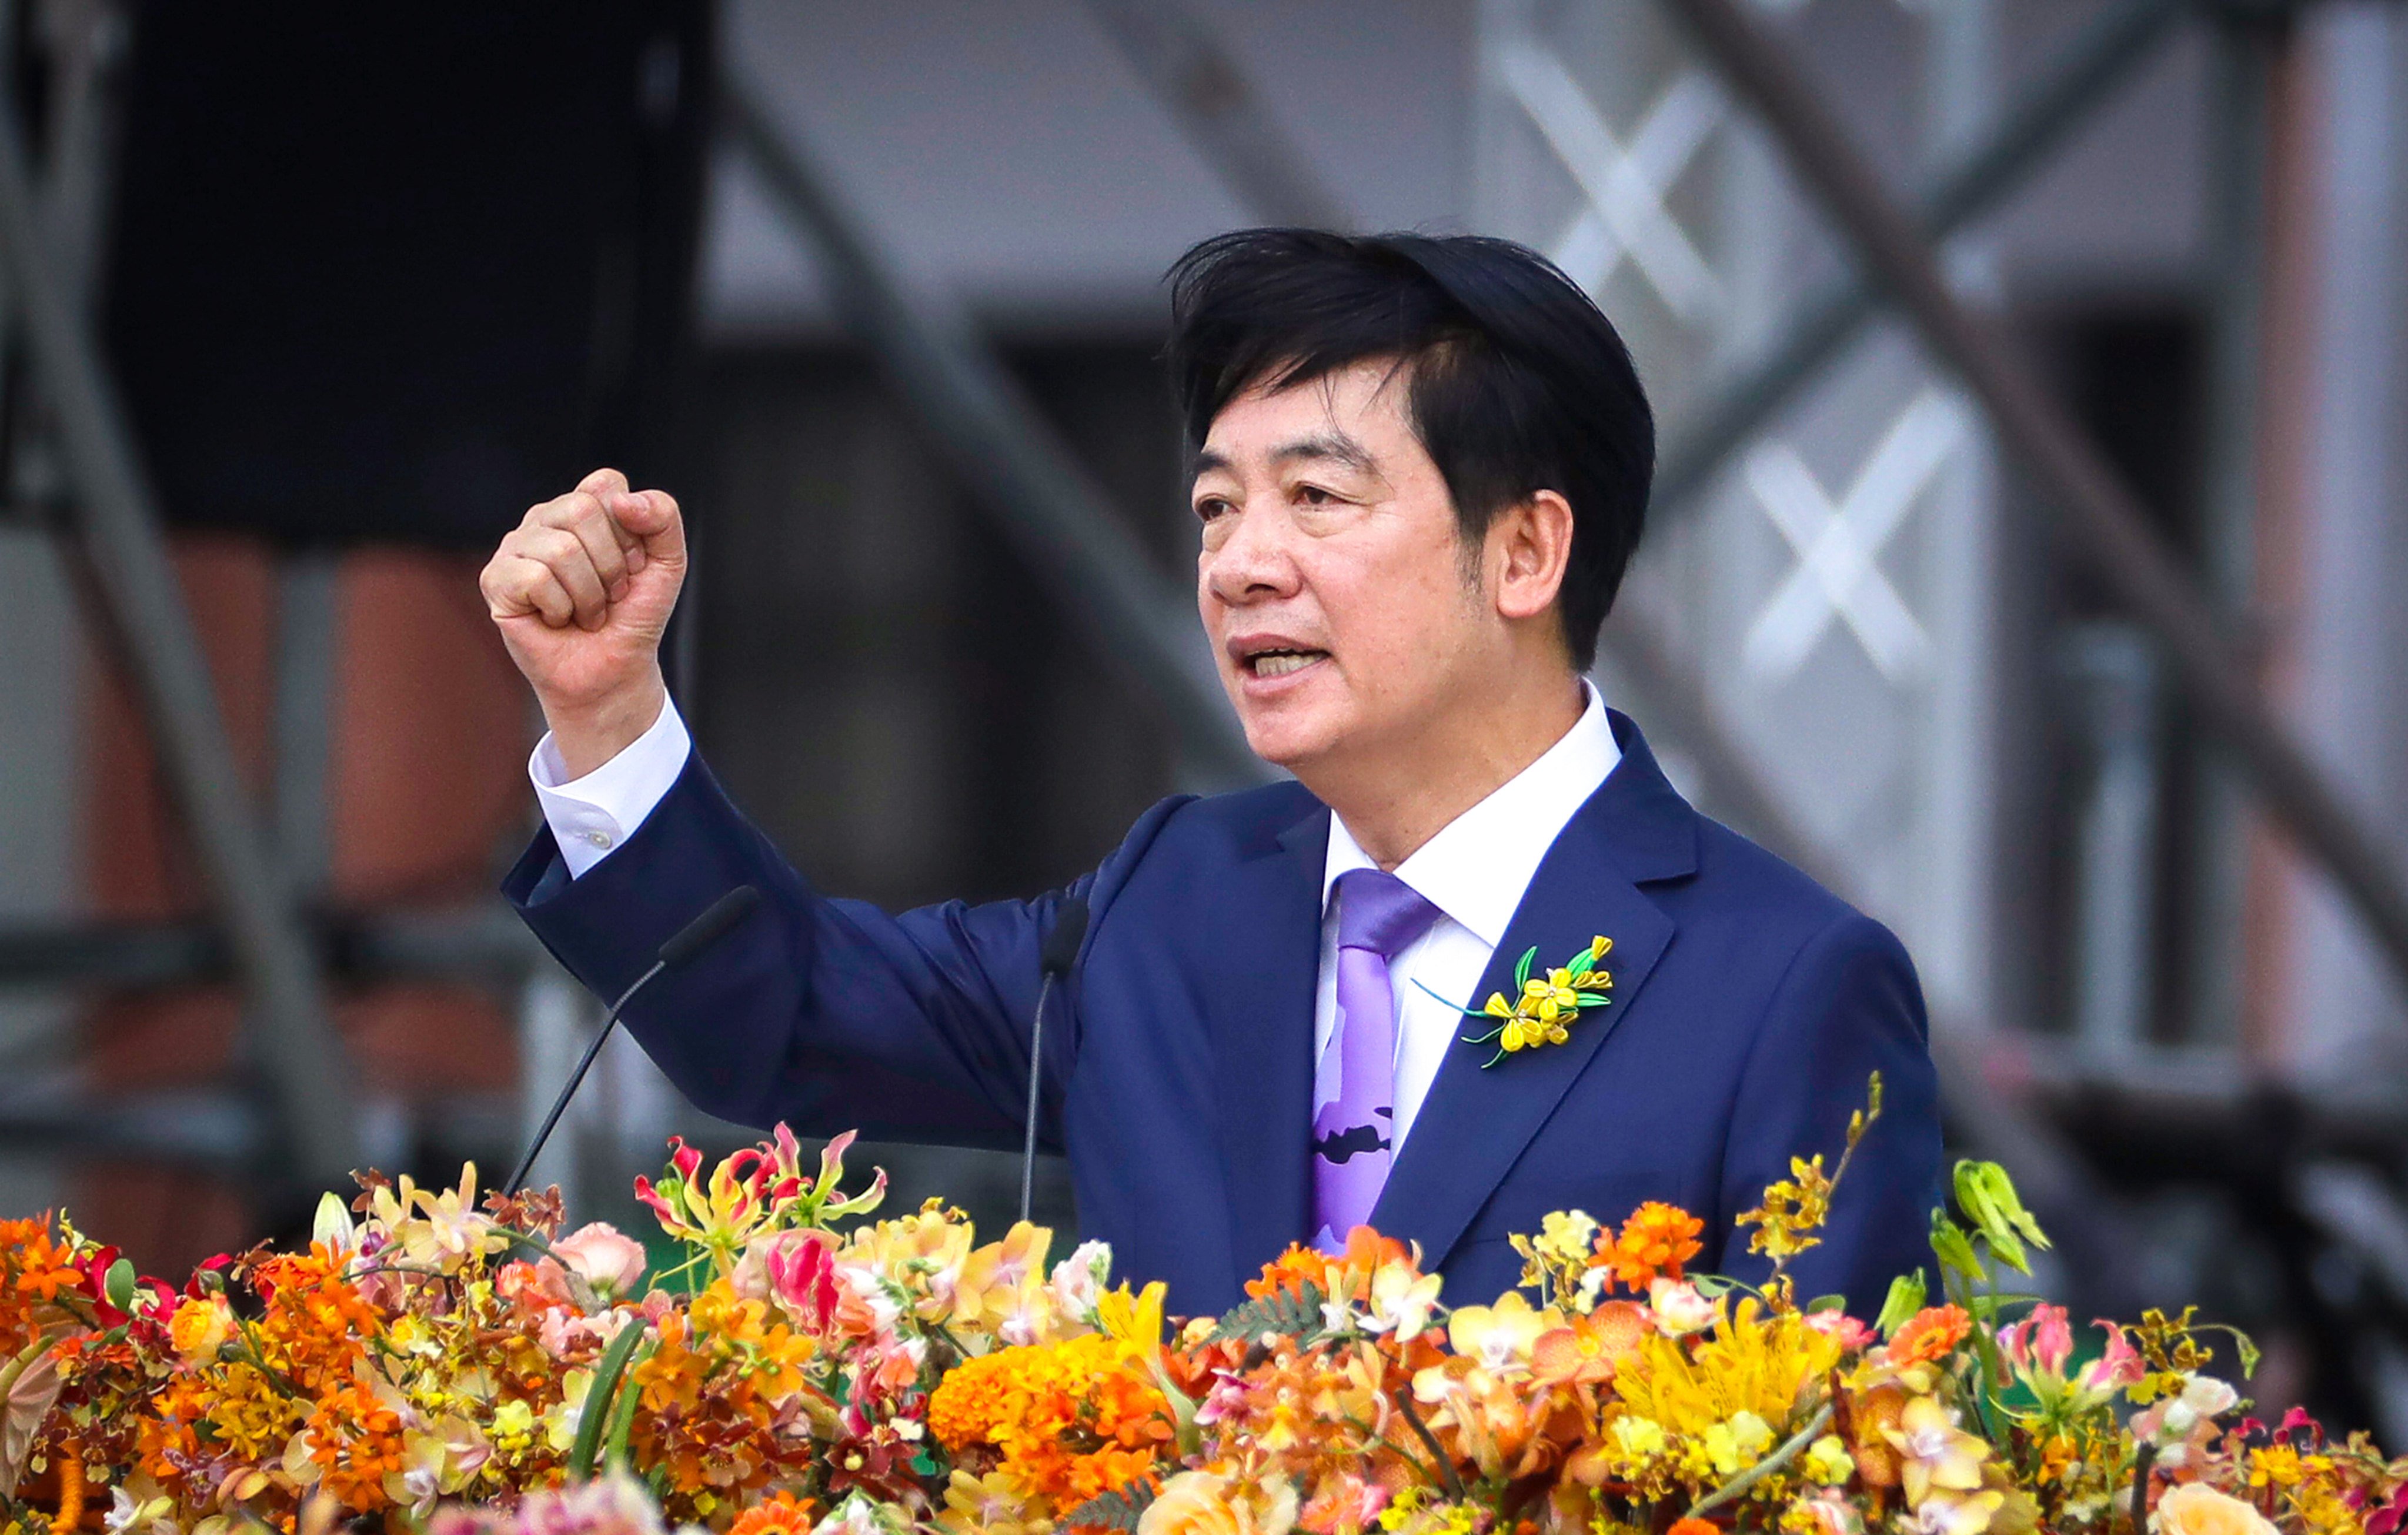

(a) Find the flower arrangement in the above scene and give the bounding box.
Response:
[1,1084,2402,1535]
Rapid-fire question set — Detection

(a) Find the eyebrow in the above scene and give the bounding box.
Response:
[1191,431,1379,482]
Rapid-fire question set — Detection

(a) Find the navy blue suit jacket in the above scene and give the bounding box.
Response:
[503,712,1941,1320]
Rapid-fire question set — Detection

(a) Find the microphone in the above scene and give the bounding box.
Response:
[503,885,763,1197]
[1019,896,1088,1224]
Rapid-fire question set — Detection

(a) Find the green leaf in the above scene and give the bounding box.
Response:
[1875,1269,1927,1338]
[1928,1212,1983,1282]
[569,1319,649,1481]
[600,1339,654,1472]
[1514,946,1537,990]
[1955,1160,2049,1271]
[1064,1482,1159,1534]
[1804,1293,1847,1314]
[103,1259,138,1314]
[1568,950,1595,979]
[1210,1281,1328,1347]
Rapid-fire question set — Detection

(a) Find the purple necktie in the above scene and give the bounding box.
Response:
[1311,867,1443,1253]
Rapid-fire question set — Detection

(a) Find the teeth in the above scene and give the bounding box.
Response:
[1251,651,1322,678]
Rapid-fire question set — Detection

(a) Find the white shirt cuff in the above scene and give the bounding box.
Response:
[529,697,693,878]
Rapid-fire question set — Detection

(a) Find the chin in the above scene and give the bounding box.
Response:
[1237,706,1349,776]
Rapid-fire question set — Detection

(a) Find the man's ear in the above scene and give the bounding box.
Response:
[1491,490,1575,623]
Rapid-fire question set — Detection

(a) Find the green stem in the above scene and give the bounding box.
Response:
[569,1317,650,1481]
[1685,1401,1835,1519]
[1393,1390,1468,1501]
[601,1340,655,1473]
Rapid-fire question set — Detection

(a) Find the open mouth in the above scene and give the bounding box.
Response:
[1242,646,1329,679]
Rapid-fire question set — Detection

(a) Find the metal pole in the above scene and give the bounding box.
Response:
[0,90,359,1184]
[2184,16,2279,1048]
[1651,0,2184,519]
[1081,0,1354,230]
[1657,0,2408,997]
[720,79,1263,791]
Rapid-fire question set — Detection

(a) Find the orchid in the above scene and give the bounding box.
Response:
[9,1084,2394,1535]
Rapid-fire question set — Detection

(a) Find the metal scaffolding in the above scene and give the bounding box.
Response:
[4,1,2406,1393]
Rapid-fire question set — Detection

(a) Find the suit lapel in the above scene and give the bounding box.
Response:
[1208,797,1329,1284]
[1369,713,1699,1273]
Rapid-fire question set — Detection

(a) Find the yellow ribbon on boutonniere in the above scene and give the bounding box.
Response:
[1452,935,1614,1068]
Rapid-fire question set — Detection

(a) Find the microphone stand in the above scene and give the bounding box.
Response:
[1019,896,1088,1224]
[503,959,664,1199]
[502,885,762,1199]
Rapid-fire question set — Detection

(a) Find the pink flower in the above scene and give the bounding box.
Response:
[764,1232,841,1330]
[553,1224,648,1299]
[2077,1319,2145,1396]
[1804,1310,1875,1352]
[2000,1303,2073,1377]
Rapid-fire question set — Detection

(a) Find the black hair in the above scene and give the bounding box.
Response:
[1164,228,1654,671]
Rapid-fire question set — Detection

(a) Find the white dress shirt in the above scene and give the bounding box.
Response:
[1313,682,1619,1152]
[530,682,1622,1155]
[528,698,692,879]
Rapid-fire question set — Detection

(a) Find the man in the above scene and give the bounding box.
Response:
[484,229,1941,1317]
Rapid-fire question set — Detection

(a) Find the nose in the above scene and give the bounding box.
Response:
[1200,505,1301,610]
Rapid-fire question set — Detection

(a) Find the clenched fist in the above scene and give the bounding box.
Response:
[481,468,686,777]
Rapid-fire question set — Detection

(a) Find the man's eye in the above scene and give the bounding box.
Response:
[1194,498,1232,522]
[1297,485,1335,506]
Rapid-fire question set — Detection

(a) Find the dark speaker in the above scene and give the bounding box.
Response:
[98,3,709,547]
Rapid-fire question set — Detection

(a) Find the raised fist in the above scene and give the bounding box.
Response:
[480,468,686,776]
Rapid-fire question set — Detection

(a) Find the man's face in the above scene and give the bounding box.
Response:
[1193,359,1498,776]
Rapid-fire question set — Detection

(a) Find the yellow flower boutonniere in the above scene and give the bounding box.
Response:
[1451,935,1614,1068]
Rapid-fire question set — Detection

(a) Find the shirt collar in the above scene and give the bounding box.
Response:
[1322,680,1621,947]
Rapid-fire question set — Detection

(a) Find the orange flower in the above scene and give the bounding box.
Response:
[1591,1203,1704,1293]
[730,1491,820,1535]
[1886,1304,1972,1368]
[928,1333,1174,1504]
[1669,1519,1721,1535]
[1246,1243,1338,1302]
[1529,1302,1650,1389]
[9,1226,88,1307]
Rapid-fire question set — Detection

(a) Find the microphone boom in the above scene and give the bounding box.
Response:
[502,885,762,1198]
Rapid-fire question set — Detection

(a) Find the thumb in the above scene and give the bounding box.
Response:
[617,488,686,568]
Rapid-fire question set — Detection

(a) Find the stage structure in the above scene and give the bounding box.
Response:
[4,0,2408,1434]
[1474,0,2006,1042]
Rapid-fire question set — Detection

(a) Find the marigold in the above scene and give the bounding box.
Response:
[929,1333,1173,1505]
[1592,1203,1705,1293]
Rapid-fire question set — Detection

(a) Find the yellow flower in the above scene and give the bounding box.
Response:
[1096,1280,1167,1346]
[168,1295,233,1363]
[1884,1395,1988,1509]
[1611,1416,1669,1460]
[1914,1491,2005,1535]
[1613,1297,1843,1439]
[1701,1410,1775,1476]
[1533,1210,1599,1267]
[2246,1444,2303,1489]
[952,1222,1054,1336]
[1467,938,1612,1064]
[1804,1433,1856,1486]
[1736,1156,1836,1262]
[1445,1292,1559,1372]
[937,1469,1046,1535]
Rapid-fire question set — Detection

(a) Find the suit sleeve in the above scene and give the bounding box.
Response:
[502,750,1188,1150]
[1712,911,1943,1318]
